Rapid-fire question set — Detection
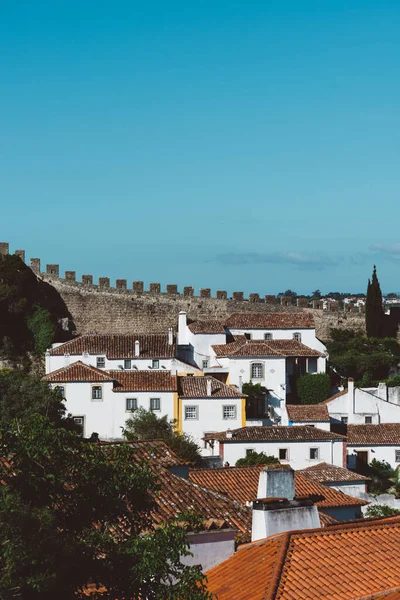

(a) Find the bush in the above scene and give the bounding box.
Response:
[26,305,56,355]
[236,452,278,467]
[368,459,395,494]
[296,373,331,405]
[365,504,400,518]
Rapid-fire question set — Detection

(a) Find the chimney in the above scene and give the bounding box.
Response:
[226,428,232,439]
[168,327,174,346]
[135,340,140,357]
[206,378,212,397]
[347,378,355,420]
[251,465,320,542]
[178,311,189,346]
[378,381,388,402]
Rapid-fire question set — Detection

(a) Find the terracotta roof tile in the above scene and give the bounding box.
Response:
[286,404,330,423]
[43,361,115,383]
[205,426,345,442]
[347,423,400,446]
[187,320,226,334]
[212,338,324,358]
[301,462,370,483]
[109,370,177,392]
[225,312,315,330]
[49,334,175,359]
[188,466,367,509]
[98,439,187,467]
[177,376,243,398]
[206,516,400,600]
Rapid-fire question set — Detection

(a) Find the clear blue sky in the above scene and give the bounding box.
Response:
[1,0,400,295]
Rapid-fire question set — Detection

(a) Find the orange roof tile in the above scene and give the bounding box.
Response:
[110,370,177,392]
[225,312,315,329]
[206,516,400,600]
[286,404,330,422]
[212,338,324,358]
[205,425,345,442]
[301,462,370,483]
[43,361,115,383]
[347,423,400,446]
[49,333,175,358]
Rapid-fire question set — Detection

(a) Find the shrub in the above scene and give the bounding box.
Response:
[236,452,278,467]
[365,504,400,518]
[296,373,331,405]
[26,305,56,355]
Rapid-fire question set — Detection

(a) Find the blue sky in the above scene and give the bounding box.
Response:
[1,1,400,295]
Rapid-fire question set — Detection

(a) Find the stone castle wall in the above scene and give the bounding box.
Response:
[1,242,366,340]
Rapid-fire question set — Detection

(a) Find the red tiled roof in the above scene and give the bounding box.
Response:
[177,376,243,398]
[212,338,324,358]
[347,423,400,446]
[206,516,400,600]
[187,320,226,334]
[225,312,315,330]
[98,440,187,467]
[109,370,177,392]
[358,590,400,600]
[205,425,345,442]
[188,466,367,509]
[43,361,115,383]
[49,334,175,358]
[286,404,330,423]
[318,511,339,526]
[301,462,370,483]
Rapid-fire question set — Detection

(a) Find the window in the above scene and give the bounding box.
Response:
[244,333,252,340]
[264,333,273,341]
[152,359,159,369]
[150,397,161,411]
[73,416,85,436]
[126,398,137,412]
[124,359,132,370]
[92,386,102,401]
[96,357,105,369]
[279,448,289,460]
[246,449,255,457]
[54,386,65,397]
[202,360,209,369]
[365,416,372,424]
[396,450,400,463]
[185,406,198,420]
[223,405,237,420]
[341,416,348,424]
[293,332,302,342]
[251,363,263,379]
[310,447,319,460]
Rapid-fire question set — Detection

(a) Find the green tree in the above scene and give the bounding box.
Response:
[236,451,278,467]
[312,289,322,299]
[0,415,212,600]
[26,305,56,355]
[366,265,384,338]
[365,504,400,518]
[296,373,332,404]
[243,382,268,418]
[123,408,202,465]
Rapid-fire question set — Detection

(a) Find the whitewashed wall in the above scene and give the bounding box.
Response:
[347,445,400,470]
[328,388,400,424]
[324,481,368,498]
[184,530,236,572]
[46,353,174,374]
[188,331,227,369]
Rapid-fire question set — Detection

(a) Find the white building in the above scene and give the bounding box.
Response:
[347,423,400,470]
[205,426,345,470]
[322,379,400,425]
[300,462,370,498]
[283,404,331,430]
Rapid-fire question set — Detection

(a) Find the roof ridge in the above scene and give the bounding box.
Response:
[43,360,114,380]
[263,531,292,600]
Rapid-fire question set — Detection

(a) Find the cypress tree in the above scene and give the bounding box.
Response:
[366,265,384,337]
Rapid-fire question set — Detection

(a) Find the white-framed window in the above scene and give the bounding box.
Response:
[223,405,237,420]
[264,333,273,341]
[124,359,132,370]
[185,406,198,420]
[126,398,137,412]
[396,450,400,463]
[54,385,65,397]
[279,448,289,460]
[310,447,319,460]
[293,332,302,342]
[96,357,106,369]
[341,416,348,424]
[92,386,103,401]
[73,416,85,436]
[365,416,372,424]
[152,359,159,369]
[251,363,263,379]
[150,397,161,411]
[244,333,252,340]
[202,360,209,369]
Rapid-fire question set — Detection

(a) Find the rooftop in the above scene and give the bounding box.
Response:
[206,516,400,600]
[347,423,400,446]
[110,370,177,392]
[43,361,115,383]
[286,404,330,423]
[48,333,176,359]
[212,337,325,358]
[301,462,370,483]
[205,425,345,443]
[225,312,315,330]
[177,376,243,399]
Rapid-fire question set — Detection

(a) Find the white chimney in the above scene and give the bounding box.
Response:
[206,378,212,397]
[251,465,320,542]
[226,428,232,439]
[135,340,140,357]
[178,311,189,346]
[168,327,174,346]
[378,381,388,402]
[347,378,355,420]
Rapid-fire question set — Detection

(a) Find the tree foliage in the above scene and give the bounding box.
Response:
[365,504,400,518]
[296,373,332,405]
[366,265,384,338]
[236,452,278,467]
[0,415,213,600]
[26,305,56,356]
[123,408,203,466]
[243,382,268,418]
